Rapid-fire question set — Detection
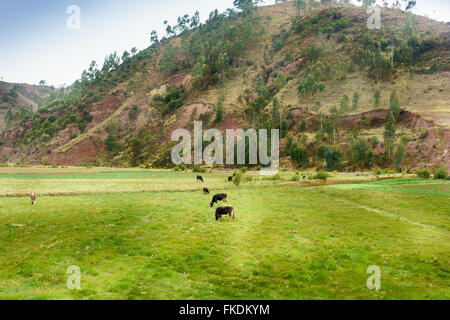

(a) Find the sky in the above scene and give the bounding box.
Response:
[0,0,449,87]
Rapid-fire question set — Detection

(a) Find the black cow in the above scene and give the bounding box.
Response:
[197,175,204,182]
[228,176,233,182]
[203,188,210,195]
[215,206,235,221]
[302,175,307,179]
[210,193,227,207]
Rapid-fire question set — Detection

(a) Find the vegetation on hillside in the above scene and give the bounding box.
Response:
[0,1,448,172]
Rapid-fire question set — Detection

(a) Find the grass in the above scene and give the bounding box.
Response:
[0,168,386,197]
[0,170,448,300]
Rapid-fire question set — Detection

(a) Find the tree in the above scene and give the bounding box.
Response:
[340,94,350,114]
[121,50,130,62]
[158,44,178,77]
[294,0,306,16]
[394,142,405,172]
[190,11,200,28]
[390,91,401,120]
[326,148,343,171]
[233,0,260,14]
[4,109,13,124]
[352,92,360,110]
[291,144,309,167]
[150,30,159,45]
[272,97,281,129]
[105,122,119,154]
[367,147,375,167]
[383,111,396,163]
[348,136,369,167]
[129,138,144,166]
[216,92,225,124]
[300,119,307,132]
[374,90,381,108]
[357,0,376,6]
[368,42,391,82]
[392,0,417,11]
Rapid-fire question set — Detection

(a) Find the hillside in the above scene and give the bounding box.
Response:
[0,81,54,130]
[0,2,449,171]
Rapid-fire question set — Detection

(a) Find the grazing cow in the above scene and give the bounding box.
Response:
[210,193,227,207]
[228,176,233,182]
[197,175,204,182]
[203,187,210,195]
[215,206,235,221]
[31,192,36,205]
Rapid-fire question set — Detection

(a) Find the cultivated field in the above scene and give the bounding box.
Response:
[0,168,448,300]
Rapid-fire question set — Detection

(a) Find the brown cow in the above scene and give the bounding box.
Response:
[31,192,36,205]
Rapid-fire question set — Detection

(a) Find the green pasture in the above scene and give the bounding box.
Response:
[0,170,448,300]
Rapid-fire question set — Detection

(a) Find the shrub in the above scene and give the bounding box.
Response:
[128,105,140,121]
[173,164,186,171]
[291,172,301,181]
[41,134,51,143]
[294,22,306,34]
[263,173,281,181]
[78,123,86,132]
[291,145,309,167]
[70,132,78,140]
[314,172,329,180]
[433,168,448,180]
[192,166,206,173]
[233,171,242,186]
[416,168,431,179]
[419,129,429,139]
[240,167,248,174]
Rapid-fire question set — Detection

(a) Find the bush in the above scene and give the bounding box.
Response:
[433,168,448,180]
[192,166,206,173]
[416,168,431,179]
[41,134,51,143]
[240,167,248,174]
[263,173,281,181]
[128,105,140,121]
[70,132,78,140]
[313,172,329,180]
[173,164,186,171]
[419,129,429,139]
[233,171,242,186]
[78,123,86,132]
[291,172,301,181]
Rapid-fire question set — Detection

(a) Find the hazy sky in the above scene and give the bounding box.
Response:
[0,0,448,87]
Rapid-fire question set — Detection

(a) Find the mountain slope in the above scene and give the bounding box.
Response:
[1,2,449,171]
[0,81,54,130]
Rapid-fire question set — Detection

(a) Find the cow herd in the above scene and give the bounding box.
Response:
[197,175,235,221]
[29,173,236,222]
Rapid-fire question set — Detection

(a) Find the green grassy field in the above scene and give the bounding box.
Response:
[0,169,448,300]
